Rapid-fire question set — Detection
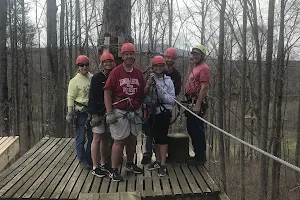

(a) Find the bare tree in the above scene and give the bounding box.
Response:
[240,0,247,198]
[271,0,285,199]
[259,0,276,199]
[0,0,8,136]
[217,0,227,192]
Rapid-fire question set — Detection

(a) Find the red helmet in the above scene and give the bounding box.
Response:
[164,47,178,58]
[152,56,166,66]
[100,52,114,62]
[121,43,136,54]
[76,55,89,65]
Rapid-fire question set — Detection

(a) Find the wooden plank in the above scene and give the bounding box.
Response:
[160,176,172,196]
[126,174,135,192]
[90,176,102,193]
[78,193,100,200]
[120,192,141,200]
[143,176,153,197]
[59,163,84,199]
[81,171,94,193]
[99,192,119,200]
[21,139,74,198]
[0,136,19,171]
[173,164,191,194]
[99,176,111,193]
[166,165,182,195]
[109,174,119,193]
[31,146,75,198]
[118,162,127,192]
[136,176,144,197]
[197,166,220,192]
[180,164,202,194]
[39,149,77,198]
[0,137,48,182]
[151,170,163,196]
[69,168,89,199]
[0,138,60,197]
[0,137,10,147]
[188,165,211,193]
[0,137,8,145]
[4,138,68,198]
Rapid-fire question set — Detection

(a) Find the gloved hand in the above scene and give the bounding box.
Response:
[106,111,117,124]
[66,112,74,123]
[147,73,156,85]
[192,104,201,115]
[90,114,103,127]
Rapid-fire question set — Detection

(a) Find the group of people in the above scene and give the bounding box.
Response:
[66,42,211,182]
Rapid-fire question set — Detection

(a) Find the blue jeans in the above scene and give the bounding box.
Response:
[186,113,206,160]
[75,112,93,165]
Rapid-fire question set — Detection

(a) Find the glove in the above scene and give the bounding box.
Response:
[106,111,117,124]
[66,112,74,123]
[90,114,103,127]
[147,73,156,85]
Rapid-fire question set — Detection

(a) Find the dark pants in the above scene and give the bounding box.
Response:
[186,113,206,161]
[75,112,93,165]
[144,135,154,157]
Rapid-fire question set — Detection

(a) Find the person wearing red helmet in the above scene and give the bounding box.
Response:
[141,47,182,165]
[185,45,210,165]
[87,52,115,177]
[164,47,182,96]
[66,55,93,169]
[104,43,146,181]
[143,56,175,177]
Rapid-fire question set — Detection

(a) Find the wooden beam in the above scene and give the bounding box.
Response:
[0,136,20,171]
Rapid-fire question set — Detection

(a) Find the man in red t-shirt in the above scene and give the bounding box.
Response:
[104,43,145,182]
[184,45,211,166]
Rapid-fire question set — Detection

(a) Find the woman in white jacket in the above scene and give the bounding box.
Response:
[144,56,175,177]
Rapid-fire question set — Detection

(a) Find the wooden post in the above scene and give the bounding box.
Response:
[167,133,189,162]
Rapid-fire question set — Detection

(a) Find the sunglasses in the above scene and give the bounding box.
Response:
[77,63,89,67]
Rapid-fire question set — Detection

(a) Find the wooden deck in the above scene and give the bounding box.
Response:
[0,136,222,199]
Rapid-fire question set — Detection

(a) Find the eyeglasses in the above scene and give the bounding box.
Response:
[78,63,89,67]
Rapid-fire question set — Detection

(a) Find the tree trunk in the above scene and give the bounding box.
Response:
[240,0,247,198]
[271,0,285,199]
[20,0,32,152]
[101,0,132,65]
[13,0,20,137]
[0,0,8,136]
[60,0,66,137]
[167,0,173,47]
[47,0,62,137]
[251,0,263,148]
[259,0,276,199]
[217,0,227,192]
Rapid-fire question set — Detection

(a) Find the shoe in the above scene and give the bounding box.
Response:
[147,161,161,171]
[141,155,151,165]
[100,163,111,173]
[109,168,123,182]
[158,165,167,177]
[92,167,106,177]
[186,156,206,165]
[125,163,143,174]
[80,162,92,170]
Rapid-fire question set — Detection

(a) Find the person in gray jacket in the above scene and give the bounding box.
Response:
[144,56,175,177]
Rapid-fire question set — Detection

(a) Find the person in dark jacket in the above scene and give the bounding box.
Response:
[88,52,115,177]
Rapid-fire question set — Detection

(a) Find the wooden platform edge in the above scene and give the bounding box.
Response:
[0,136,20,171]
[78,192,141,200]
